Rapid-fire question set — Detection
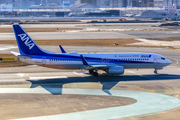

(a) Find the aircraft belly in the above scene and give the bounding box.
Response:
[19,58,35,64]
[154,63,169,69]
[44,63,83,69]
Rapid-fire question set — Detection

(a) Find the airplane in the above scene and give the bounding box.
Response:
[12,24,172,77]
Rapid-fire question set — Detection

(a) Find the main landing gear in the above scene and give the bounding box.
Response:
[89,70,94,75]
[93,72,99,77]
[89,70,99,77]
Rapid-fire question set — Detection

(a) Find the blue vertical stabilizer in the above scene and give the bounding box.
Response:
[12,24,47,55]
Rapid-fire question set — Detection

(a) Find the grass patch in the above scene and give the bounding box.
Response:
[155,90,165,93]
[0,39,140,47]
[0,54,28,67]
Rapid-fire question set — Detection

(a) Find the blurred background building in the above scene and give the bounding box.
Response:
[0,0,179,17]
[76,0,154,8]
[0,0,180,9]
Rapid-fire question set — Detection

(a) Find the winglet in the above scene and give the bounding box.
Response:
[80,55,89,66]
[59,45,66,53]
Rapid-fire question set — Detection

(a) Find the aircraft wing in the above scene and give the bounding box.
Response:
[80,55,109,70]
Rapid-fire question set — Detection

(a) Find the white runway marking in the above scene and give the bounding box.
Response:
[29,76,67,80]
[127,70,136,74]
[73,72,88,76]
[26,65,38,67]
[126,70,143,77]
[172,32,180,34]
[0,46,17,50]
[0,88,178,120]
[0,79,26,82]
[167,57,179,66]
[17,74,24,77]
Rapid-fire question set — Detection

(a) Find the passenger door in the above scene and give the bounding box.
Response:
[42,57,46,65]
[153,55,157,63]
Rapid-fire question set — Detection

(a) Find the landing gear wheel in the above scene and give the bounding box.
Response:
[93,72,98,77]
[89,70,94,75]
[154,70,158,74]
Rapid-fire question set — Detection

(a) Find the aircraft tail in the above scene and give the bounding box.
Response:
[12,24,48,55]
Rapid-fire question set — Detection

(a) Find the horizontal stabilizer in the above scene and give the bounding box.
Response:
[10,51,20,56]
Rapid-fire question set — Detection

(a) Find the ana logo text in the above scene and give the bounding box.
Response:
[18,34,35,50]
[141,55,151,58]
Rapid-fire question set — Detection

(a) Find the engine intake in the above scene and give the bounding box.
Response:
[108,66,124,74]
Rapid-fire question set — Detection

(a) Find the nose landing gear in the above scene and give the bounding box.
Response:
[154,69,158,74]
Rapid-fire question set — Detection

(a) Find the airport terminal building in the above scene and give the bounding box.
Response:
[0,9,71,17]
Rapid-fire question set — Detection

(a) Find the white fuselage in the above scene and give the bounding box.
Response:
[19,53,172,70]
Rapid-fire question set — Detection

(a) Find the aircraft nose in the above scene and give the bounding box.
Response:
[167,59,172,65]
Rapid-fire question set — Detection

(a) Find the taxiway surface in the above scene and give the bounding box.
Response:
[0,31,180,40]
[0,23,179,40]
[0,46,180,120]
[0,23,180,120]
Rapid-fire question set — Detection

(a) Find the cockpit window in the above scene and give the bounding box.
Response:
[161,57,165,60]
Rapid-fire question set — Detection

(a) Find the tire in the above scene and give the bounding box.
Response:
[93,72,98,77]
[89,70,94,75]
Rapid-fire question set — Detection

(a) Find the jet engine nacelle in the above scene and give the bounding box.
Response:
[108,66,124,74]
